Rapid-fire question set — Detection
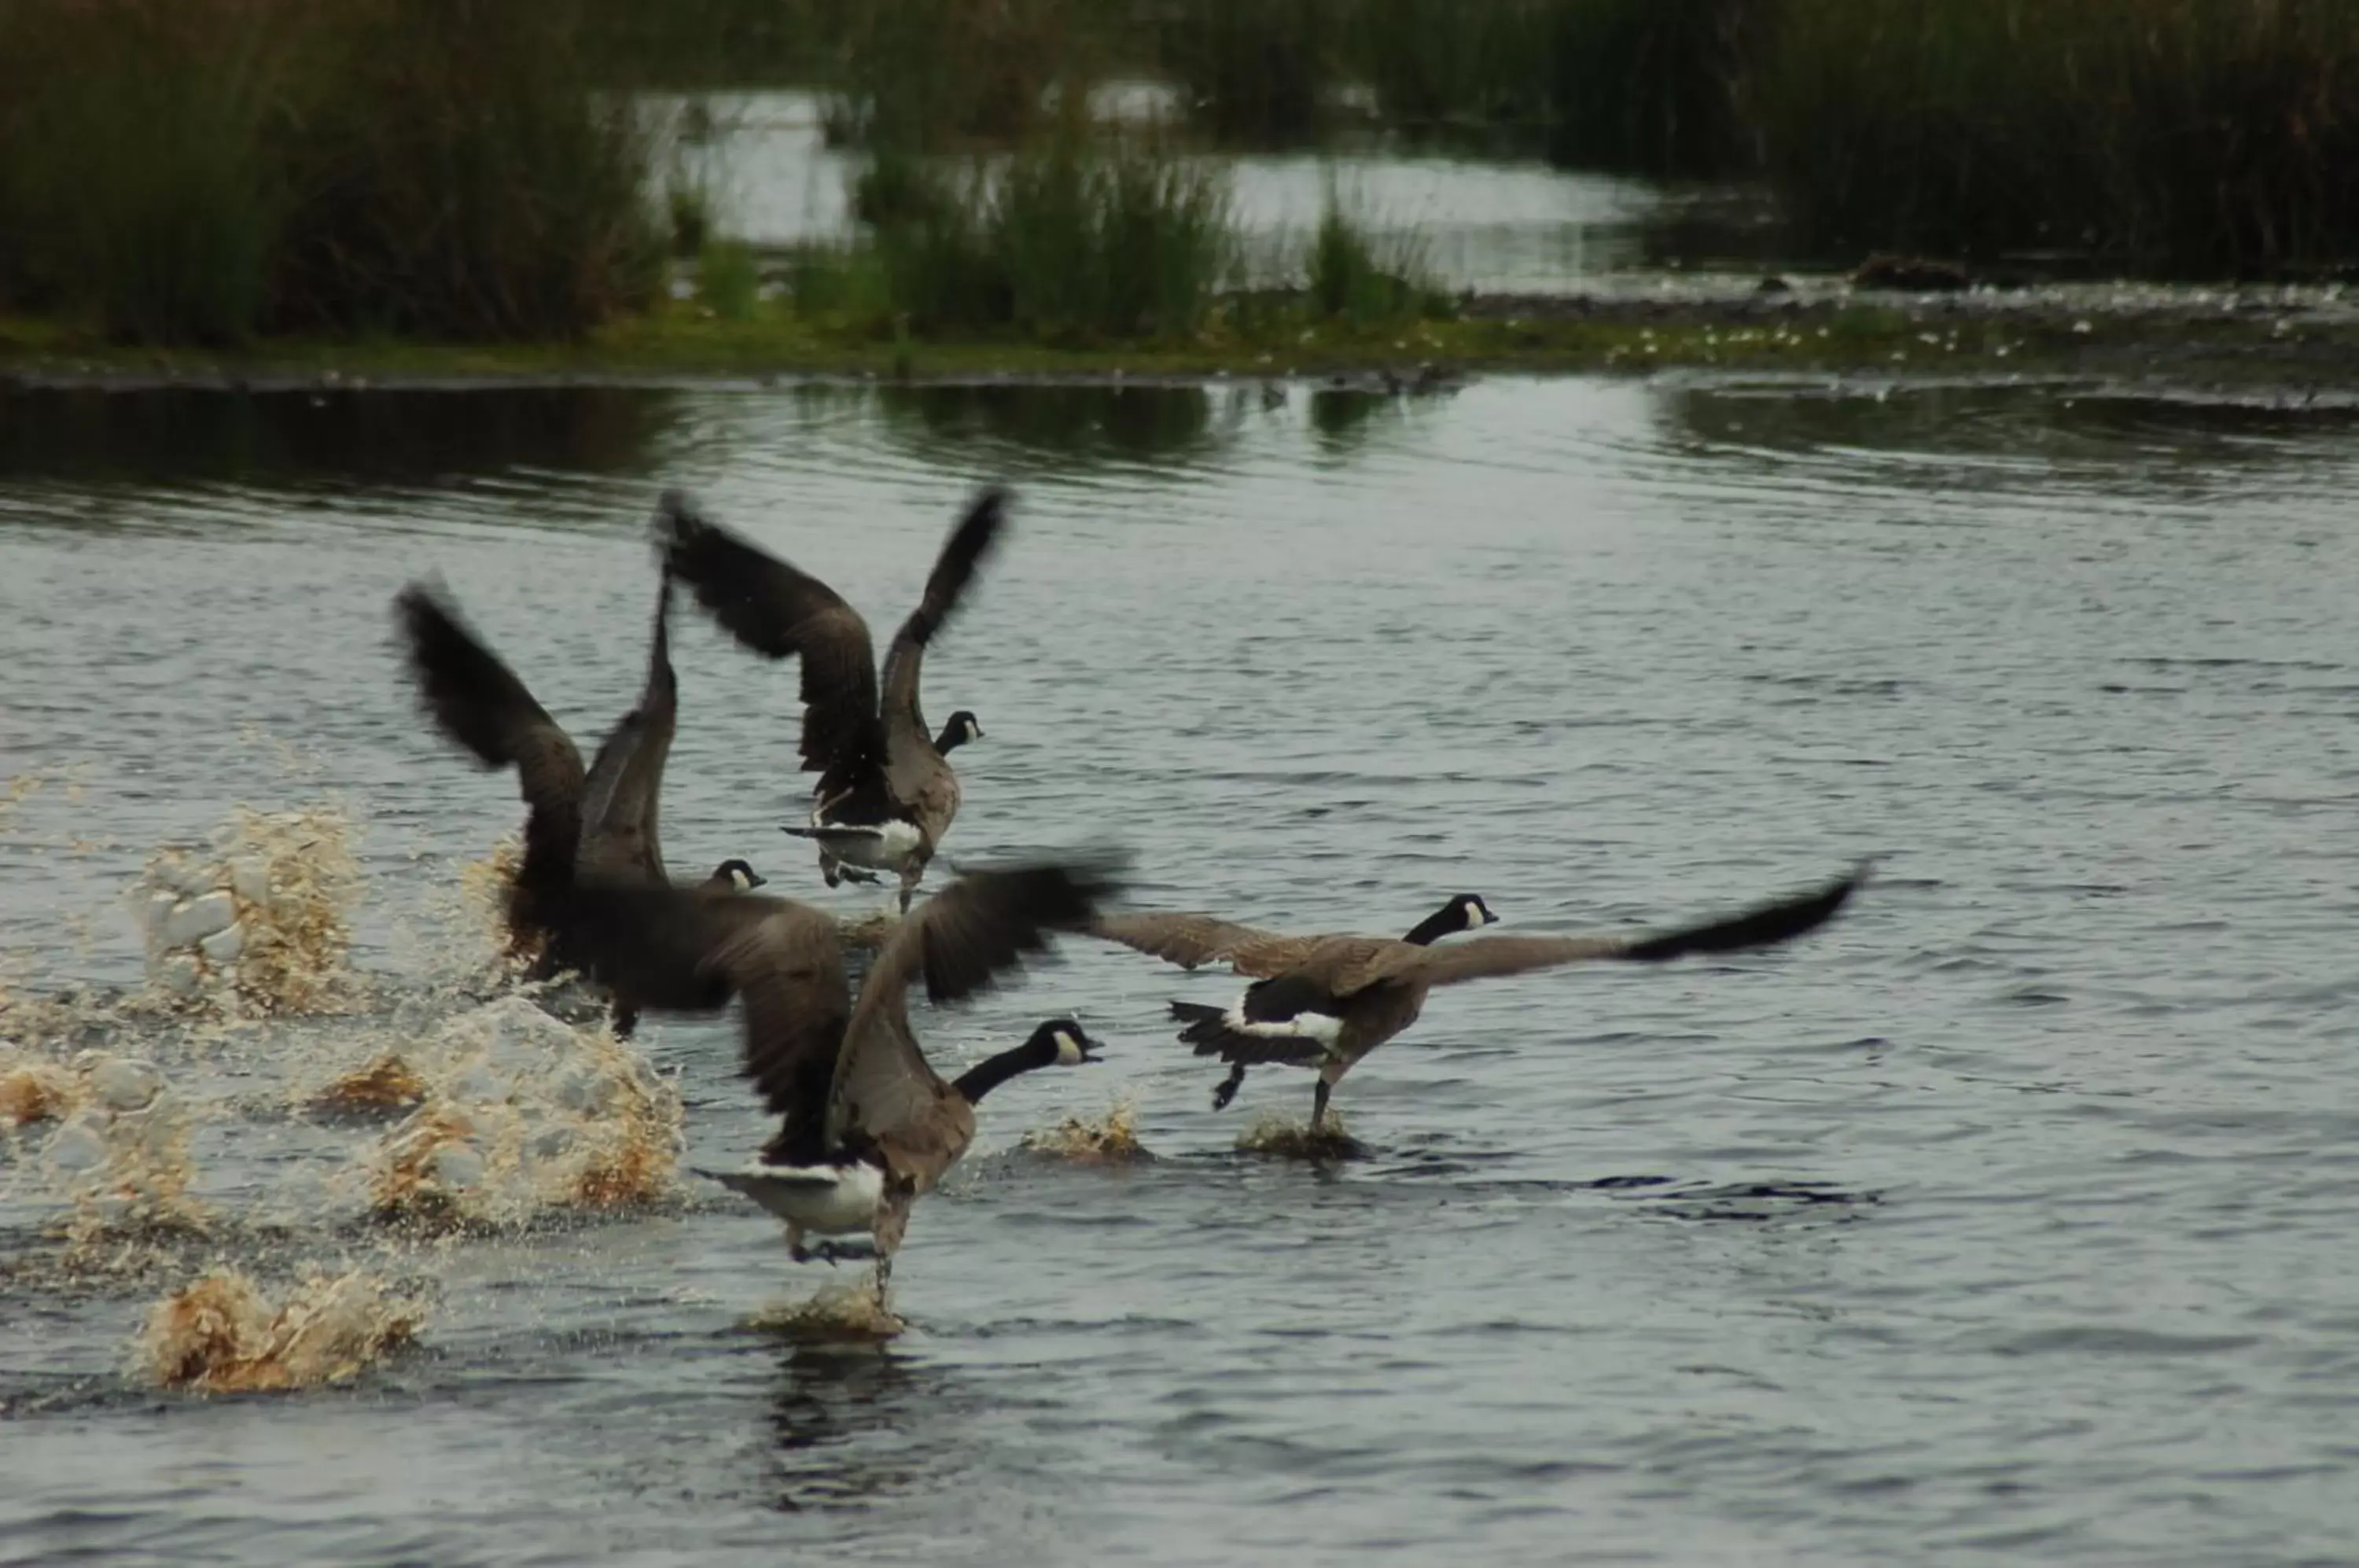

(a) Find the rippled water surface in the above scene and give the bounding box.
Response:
[4,374,2358,1566]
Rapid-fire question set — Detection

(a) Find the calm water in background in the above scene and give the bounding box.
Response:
[2,374,2357,1566]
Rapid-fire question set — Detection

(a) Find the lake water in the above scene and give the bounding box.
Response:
[3,372,2357,1566]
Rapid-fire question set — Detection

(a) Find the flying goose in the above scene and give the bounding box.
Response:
[656,488,1003,914]
[526,859,1117,1297]
[393,573,764,1032]
[1087,866,1864,1133]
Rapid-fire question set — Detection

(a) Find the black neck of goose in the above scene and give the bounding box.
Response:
[1400,905,1463,947]
[951,1037,1053,1106]
[933,722,967,754]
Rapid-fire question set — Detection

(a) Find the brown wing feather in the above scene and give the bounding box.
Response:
[830,858,1122,1164]
[576,575,679,883]
[880,489,1007,807]
[653,492,885,791]
[1085,911,1318,978]
[392,580,584,900]
[1378,867,1865,988]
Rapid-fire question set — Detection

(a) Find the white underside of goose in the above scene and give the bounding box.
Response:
[698,1158,883,1235]
[786,816,924,871]
[1226,996,1344,1045]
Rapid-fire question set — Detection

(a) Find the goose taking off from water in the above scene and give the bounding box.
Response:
[656,488,1003,914]
[1087,866,1864,1135]
[525,858,1118,1300]
[393,572,764,1032]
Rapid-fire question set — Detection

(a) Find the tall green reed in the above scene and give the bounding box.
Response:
[0,0,664,344]
[1757,0,2359,276]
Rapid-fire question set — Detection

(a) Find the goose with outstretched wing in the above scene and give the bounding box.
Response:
[528,857,1119,1301]
[657,488,1001,913]
[1087,866,1865,1132]
[393,567,764,1032]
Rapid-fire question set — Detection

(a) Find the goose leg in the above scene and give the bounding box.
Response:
[609,999,639,1040]
[1311,1080,1332,1132]
[1212,1062,1247,1110]
[896,866,920,916]
[787,1222,809,1264]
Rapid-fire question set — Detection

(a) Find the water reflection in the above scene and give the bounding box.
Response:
[1652,382,2359,502]
[0,387,679,499]
[1307,386,1407,458]
[874,383,1233,471]
[765,1342,937,1513]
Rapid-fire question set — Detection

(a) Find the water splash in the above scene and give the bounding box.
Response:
[455,834,535,970]
[139,1268,422,1392]
[128,802,365,1018]
[37,1052,207,1246]
[1237,1108,1367,1161]
[359,996,683,1230]
[0,1049,80,1128]
[1021,1094,1150,1164]
[745,1283,905,1343]
[308,1054,429,1116]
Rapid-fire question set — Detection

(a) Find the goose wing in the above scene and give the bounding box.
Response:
[1351,866,1866,990]
[576,574,679,883]
[529,882,852,1160]
[654,492,885,797]
[1085,911,1324,979]
[880,489,1007,807]
[829,858,1121,1170]
[393,580,584,895]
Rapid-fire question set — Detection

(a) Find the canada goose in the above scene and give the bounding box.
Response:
[1088,866,1864,1132]
[527,859,1117,1297]
[393,574,763,1032]
[656,488,1003,914]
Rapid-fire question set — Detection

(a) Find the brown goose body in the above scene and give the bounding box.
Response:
[394,572,763,1031]
[528,858,1117,1296]
[1089,867,1865,1130]
[657,489,1003,912]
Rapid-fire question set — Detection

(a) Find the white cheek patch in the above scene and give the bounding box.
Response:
[1053,1029,1084,1066]
[1223,996,1343,1045]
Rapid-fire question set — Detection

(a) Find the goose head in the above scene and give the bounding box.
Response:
[1402,893,1497,946]
[708,858,767,891]
[1027,1018,1104,1067]
[935,710,984,754]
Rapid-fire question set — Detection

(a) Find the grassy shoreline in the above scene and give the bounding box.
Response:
[6,292,2357,392]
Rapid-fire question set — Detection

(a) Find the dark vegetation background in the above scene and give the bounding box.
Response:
[3,0,2350,345]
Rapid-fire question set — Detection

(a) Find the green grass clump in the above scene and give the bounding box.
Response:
[668,180,715,258]
[1757,0,2359,277]
[0,0,663,344]
[830,137,1233,340]
[1307,198,1448,326]
[697,241,763,322]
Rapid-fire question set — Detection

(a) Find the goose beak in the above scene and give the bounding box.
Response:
[746,870,767,888]
[1076,1032,1106,1063]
